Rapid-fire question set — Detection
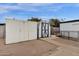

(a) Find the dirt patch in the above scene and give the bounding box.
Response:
[42,35,79,56]
[0,39,57,56]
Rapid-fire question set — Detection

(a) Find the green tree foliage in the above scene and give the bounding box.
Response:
[27,17,41,22]
[49,18,60,27]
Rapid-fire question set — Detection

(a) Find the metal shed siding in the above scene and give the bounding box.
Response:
[60,21,79,38]
[60,22,79,31]
[0,25,5,38]
[6,19,39,44]
[27,21,38,40]
[6,19,29,44]
[6,19,51,44]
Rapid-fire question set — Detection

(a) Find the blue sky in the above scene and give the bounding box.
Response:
[0,3,79,23]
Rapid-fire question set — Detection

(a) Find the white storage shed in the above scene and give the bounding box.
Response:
[60,20,79,39]
[5,18,51,44]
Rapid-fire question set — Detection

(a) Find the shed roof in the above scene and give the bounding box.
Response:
[60,19,79,23]
[0,23,5,25]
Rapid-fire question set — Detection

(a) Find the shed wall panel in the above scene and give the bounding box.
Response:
[60,22,79,31]
[6,19,51,44]
[0,26,5,38]
[6,19,29,44]
[60,22,79,38]
[28,22,37,40]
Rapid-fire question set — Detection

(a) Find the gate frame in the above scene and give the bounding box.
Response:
[37,22,50,39]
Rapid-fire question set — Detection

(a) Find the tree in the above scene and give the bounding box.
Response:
[49,18,60,27]
[27,17,41,22]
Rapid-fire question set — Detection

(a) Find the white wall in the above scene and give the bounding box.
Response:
[60,22,79,38]
[60,22,79,31]
[38,22,41,38]
[6,19,51,44]
[6,19,37,44]
[27,21,37,40]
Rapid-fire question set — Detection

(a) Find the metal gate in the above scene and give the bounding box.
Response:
[37,22,50,39]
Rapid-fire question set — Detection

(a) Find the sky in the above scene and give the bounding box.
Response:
[0,3,79,23]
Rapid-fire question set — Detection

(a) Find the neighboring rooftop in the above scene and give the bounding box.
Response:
[60,19,79,23]
[0,23,5,25]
